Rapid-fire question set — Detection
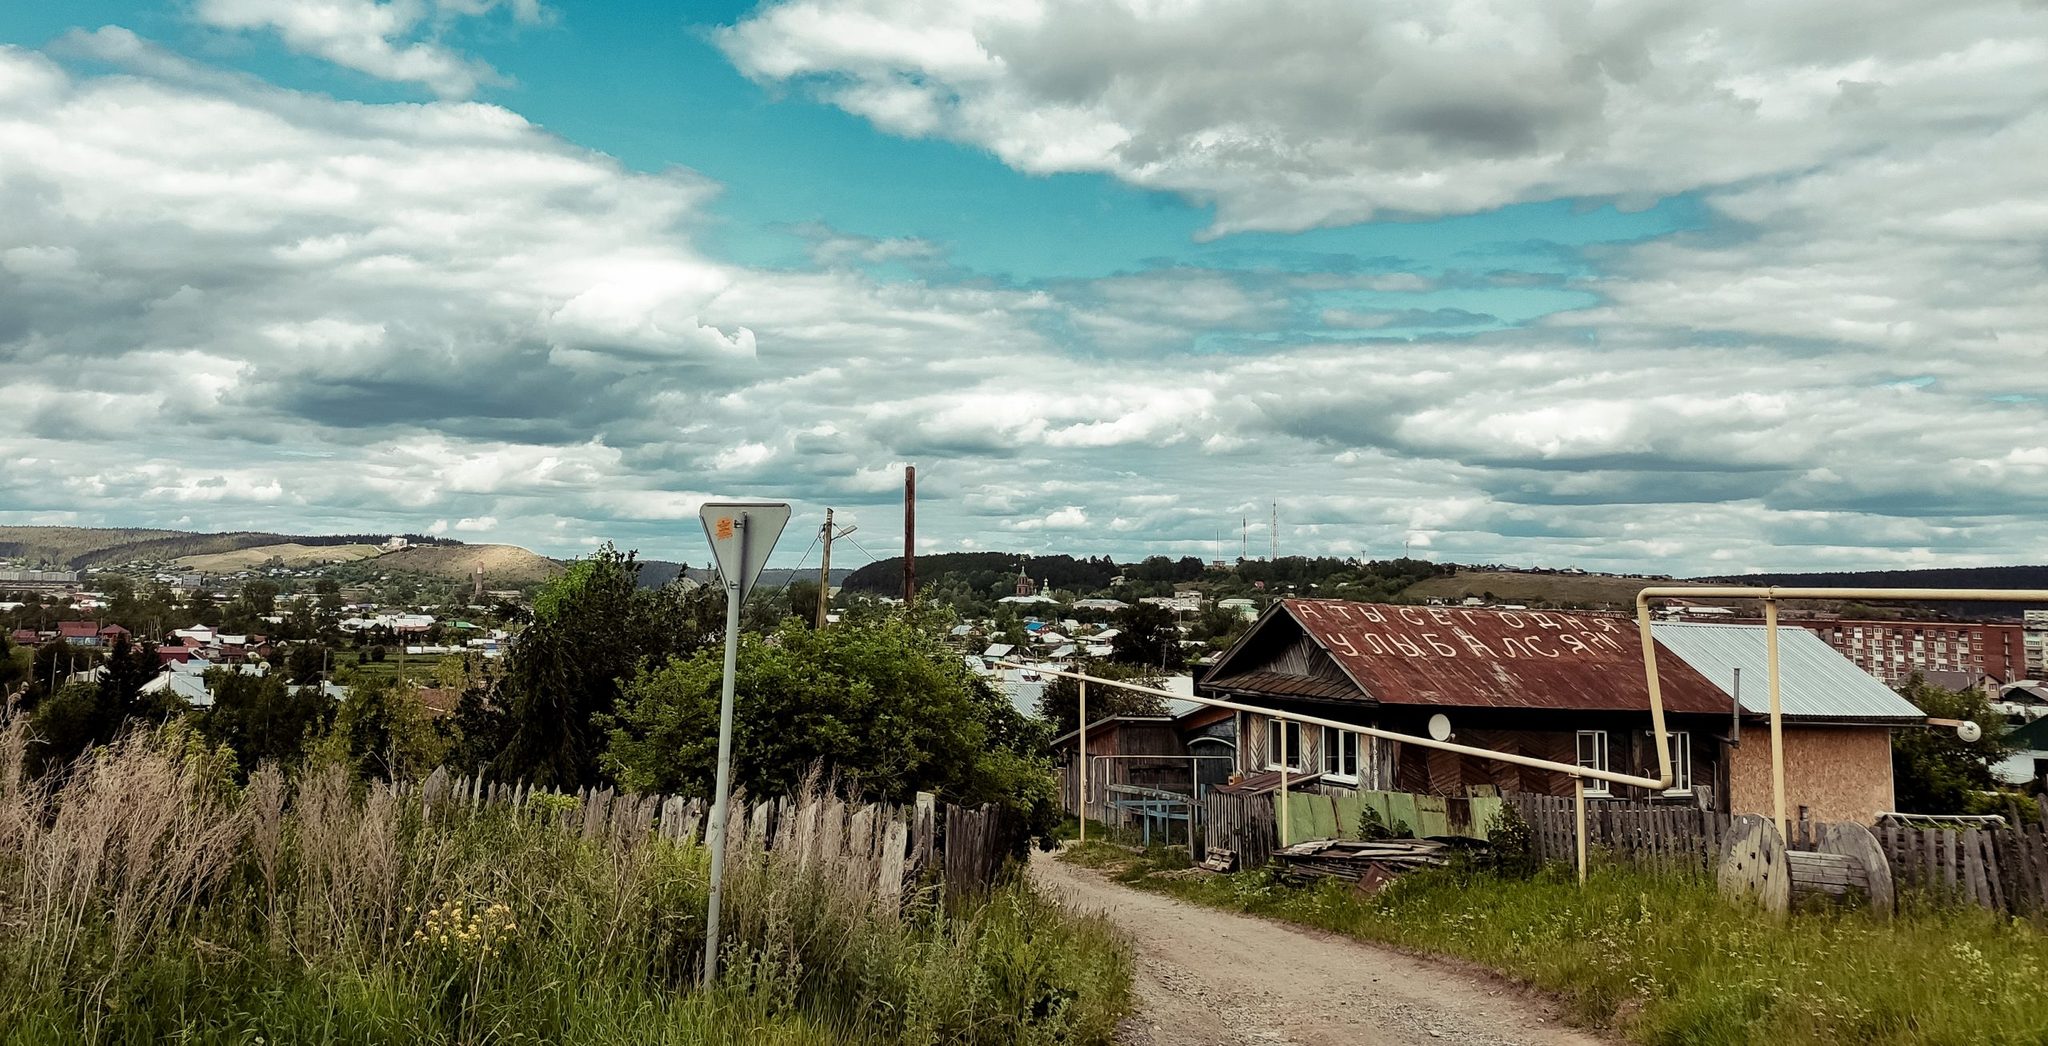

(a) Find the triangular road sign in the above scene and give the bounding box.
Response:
[698,501,791,600]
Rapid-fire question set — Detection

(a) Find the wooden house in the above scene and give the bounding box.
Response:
[1200,599,1737,805]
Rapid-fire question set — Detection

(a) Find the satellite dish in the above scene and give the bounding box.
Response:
[1957,720,1983,743]
[1427,714,1453,741]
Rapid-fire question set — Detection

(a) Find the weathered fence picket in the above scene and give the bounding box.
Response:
[411,770,1015,909]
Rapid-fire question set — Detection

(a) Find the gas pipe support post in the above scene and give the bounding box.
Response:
[1078,677,1088,843]
[1574,776,1588,886]
[1764,596,1788,842]
[1277,717,1289,848]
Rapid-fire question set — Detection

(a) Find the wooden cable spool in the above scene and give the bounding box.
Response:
[1718,814,1791,917]
[1717,816,1893,917]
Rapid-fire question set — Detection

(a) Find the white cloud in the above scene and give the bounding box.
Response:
[3,20,2048,576]
[721,0,2048,234]
[193,0,545,98]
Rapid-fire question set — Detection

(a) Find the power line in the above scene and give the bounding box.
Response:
[772,528,823,594]
[844,535,885,566]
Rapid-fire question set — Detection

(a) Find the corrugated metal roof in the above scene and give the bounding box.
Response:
[1652,622,1925,722]
[1204,668,1360,702]
[1270,599,1731,714]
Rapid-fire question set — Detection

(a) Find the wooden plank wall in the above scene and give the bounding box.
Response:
[412,767,1016,908]
[1203,791,1276,871]
[1876,822,2027,913]
[1507,792,1729,875]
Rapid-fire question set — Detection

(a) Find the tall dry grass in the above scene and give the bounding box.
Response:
[0,718,1130,1045]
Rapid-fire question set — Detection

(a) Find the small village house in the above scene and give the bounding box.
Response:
[1201,599,1734,802]
[1653,622,1925,824]
[1201,599,1922,822]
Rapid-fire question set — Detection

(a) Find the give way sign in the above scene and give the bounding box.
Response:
[697,501,790,601]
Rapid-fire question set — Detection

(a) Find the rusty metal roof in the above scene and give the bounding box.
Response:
[1234,599,1731,715]
[1203,669,1361,702]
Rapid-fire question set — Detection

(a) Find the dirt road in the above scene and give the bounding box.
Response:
[1031,852,1611,1046]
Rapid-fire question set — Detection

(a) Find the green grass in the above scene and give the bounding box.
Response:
[0,727,1133,1045]
[1065,844,2048,1046]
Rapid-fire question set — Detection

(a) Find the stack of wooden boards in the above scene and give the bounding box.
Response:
[1273,838,1454,882]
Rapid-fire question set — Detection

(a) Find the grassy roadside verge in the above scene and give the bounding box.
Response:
[1061,841,2048,1046]
[0,723,1134,1045]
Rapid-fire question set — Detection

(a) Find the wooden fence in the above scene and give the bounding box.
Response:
[1872,814,2048,915]
[1203,790,1277,870]
[415,769,1020,907]
[1507,792,1730,874]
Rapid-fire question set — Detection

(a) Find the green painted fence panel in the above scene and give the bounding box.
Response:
[1467,797,1503,840]
[1284,790,1506,844]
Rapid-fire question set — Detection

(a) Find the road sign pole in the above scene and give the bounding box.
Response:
[695,501,789,986]
[702,514,749,986]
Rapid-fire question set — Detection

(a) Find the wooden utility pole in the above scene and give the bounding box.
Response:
[817,513,857,629]
[903,466,917,606]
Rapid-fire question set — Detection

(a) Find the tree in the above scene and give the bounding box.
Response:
[284,643,330,685]
[100,633,157,713]
[1034,659,1169,737]
[198,671,336,777]
[0,632,26,700]
[314,677,445,782]
[1893,675,2015,813]
[603,612,1056,831]
[491,544,724,787]
[783,579,823,626]
[22,636,178,775]
[1110,602,1185,670]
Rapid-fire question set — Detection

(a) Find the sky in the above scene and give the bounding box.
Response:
[1,1,2046,577]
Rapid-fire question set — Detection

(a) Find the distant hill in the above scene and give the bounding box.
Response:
[1691,566,2048,619]
[1398,570,1712,611]
[377,544,564,586]
[0,526,449,568]
[177,543,385,572]
[842,552,1120,596]
[636,561,854,590]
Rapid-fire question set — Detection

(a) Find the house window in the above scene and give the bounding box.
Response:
[1575,730,1609,795]
[1265,719,1303,771]
[1661,731,1693,795]
[1321,726,1360,783]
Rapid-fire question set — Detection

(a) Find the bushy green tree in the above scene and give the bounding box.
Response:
[0,632,26,699]
[491,544,724,787]
[1110,602,1185,670]
[1034,659,1168,737]
[603,612,1056,830]
[314,677,445,782]
[197,671,336,777]
[21,634,175,774]
[1894,675,2015,813]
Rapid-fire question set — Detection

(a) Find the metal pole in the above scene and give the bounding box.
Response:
[1574,777,1588,885]
[999,660,1671,792]
[1633,599,1674,788]
[1078,677,1087,843]
[902,466,916,605]
[1277,718,1289,847]
[701,515,747,986]
[1764,597,1787,842]
[814,508,833,630]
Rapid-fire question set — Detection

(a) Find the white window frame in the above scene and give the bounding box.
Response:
[1265,718,1304,772]
[1575,730,1610,795]
[1661,731,1693,796]
[1320,725,1360,783]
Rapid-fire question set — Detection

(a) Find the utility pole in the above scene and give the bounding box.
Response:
[1271,501,1277,561]
[815,510,856,630]
[903,466,917,606]
[816,508,834,629]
